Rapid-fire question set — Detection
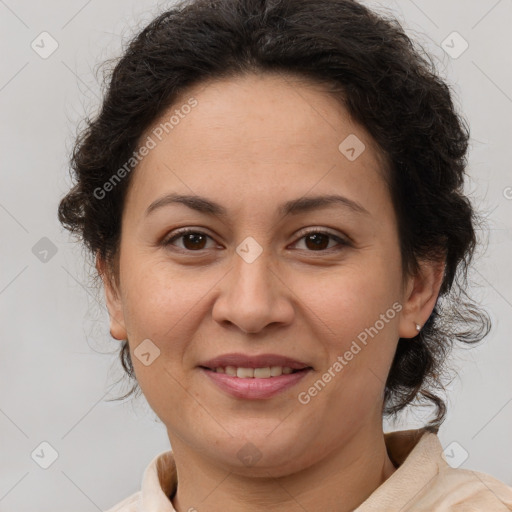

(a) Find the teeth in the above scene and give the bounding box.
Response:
[215,366,297,378]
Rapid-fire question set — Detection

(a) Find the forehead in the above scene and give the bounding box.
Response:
[123,72,389,220]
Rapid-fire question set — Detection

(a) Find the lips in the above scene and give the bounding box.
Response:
[199,352,313,371]
[200,366,312,399]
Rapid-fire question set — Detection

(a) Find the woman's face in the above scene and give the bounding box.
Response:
[101,73,437,475]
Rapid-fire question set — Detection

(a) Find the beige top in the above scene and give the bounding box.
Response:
[104,429,512,511]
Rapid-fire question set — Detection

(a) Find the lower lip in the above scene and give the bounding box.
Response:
[200,367,312,399]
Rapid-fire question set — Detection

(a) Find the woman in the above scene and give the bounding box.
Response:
[58,0,512,510]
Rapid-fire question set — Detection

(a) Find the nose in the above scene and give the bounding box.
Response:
[211,248,294,335]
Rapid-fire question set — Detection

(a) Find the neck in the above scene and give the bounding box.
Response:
[169,426,397,512]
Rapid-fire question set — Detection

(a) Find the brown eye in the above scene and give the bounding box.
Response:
[293,229,349,252]
[303,232,330,251]
[164,229,214,251]
[163,227,349,254]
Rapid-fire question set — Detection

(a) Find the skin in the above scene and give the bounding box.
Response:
[97,72,445,512]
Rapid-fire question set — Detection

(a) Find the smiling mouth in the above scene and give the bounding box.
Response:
[199,366,313,399]
[199,366,312,378]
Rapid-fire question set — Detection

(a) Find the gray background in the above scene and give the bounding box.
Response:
[1,0,511,510]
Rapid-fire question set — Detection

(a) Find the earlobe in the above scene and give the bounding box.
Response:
[96,253,127,341]
[398,259,445,339]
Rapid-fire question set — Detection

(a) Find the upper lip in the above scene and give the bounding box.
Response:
[199,353,312,370]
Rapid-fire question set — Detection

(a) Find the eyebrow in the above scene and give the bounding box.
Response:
[144,192,370,219]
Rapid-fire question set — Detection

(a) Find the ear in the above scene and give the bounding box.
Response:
[96,252,127,341]
[398,258,445,339]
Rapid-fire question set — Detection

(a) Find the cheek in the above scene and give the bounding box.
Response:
[120,262,204,409]
[302,257,400,337]
[299,265,400,421]
[296,250,402,397]
[121,255,197,335]
[120,257,228,384]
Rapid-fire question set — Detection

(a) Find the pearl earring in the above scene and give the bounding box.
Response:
[415,323,421,332]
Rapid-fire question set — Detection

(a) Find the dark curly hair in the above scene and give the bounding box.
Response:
[58,0,491,432]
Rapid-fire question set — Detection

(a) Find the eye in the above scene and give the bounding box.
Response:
[163,227,350,253]
[163,228,216,251]
[291,228,350,252]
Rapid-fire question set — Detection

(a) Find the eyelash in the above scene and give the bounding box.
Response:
[162,227,350,253]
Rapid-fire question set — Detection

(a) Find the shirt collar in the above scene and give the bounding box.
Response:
[355,428,446,511]
[139,450,178,511]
